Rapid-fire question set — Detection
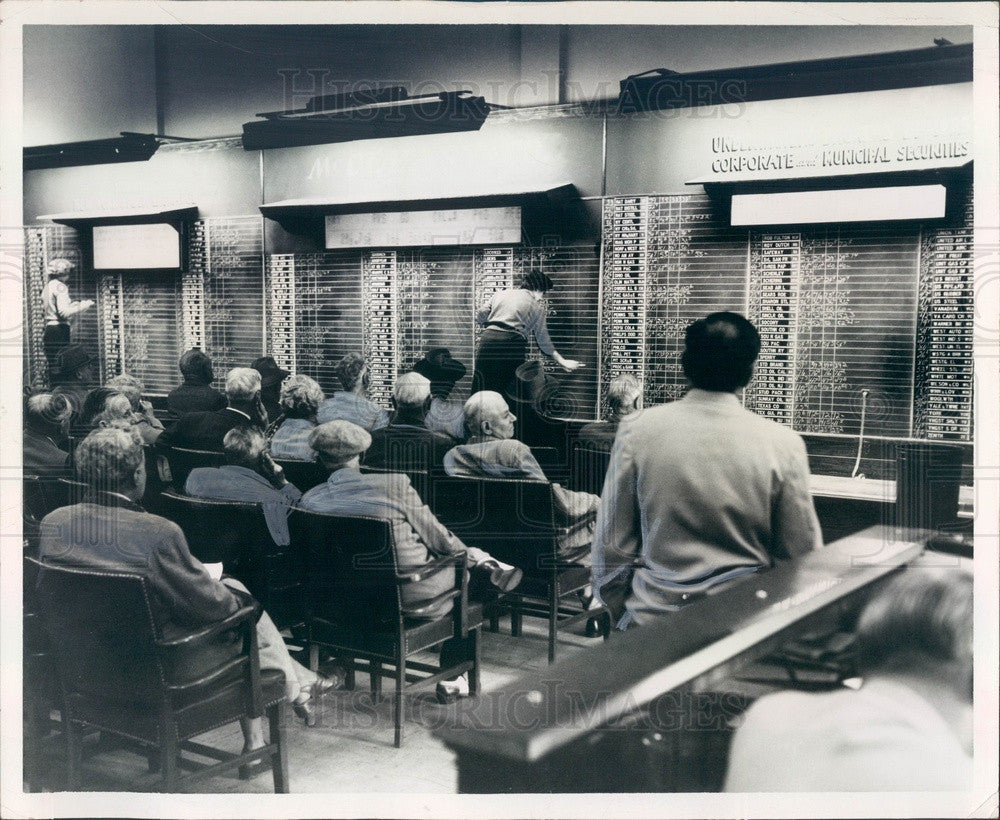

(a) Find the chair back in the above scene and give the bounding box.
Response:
[23,475,88,523]
[31,560,164,705]
[290,511,402,630]
[430,476,558,571]
[571,441,612,496]
[272,458,329,492]
[162,446,226,489]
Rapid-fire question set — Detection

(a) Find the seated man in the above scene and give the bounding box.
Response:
[443,391,598,559]
[24,393,72,475]
[269,374,324,462]
[413,347,468,442]
[578,373,641,452]
[316,352,389,431]
[592,312,822,629]
[37,428,334,759]
[725,566,973,792]
[167,348,226,418]
[159,367,267,451]
[186,426,302,549]
[51,344,98,422]
[106,373,165,445]
[299,420,521,701]
[363,372,455,474]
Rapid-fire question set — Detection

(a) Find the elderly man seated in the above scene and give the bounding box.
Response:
[725,566,973,792]
[186,426,302,548]
[159,367,268,450]
[363,372,455,474]
[24,393,72,475]
[299,420,522,701]
[37,428,335,766]
[444,391,599,559]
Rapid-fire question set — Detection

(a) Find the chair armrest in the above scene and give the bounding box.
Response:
[554,508,597,537]
[400,589,461,618]
[396,551,466,584]
[156,603,258,648]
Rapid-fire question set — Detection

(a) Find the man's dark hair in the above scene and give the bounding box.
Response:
[681,312,761,392]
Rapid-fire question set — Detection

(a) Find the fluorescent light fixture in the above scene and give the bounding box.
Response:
[731,184,947,226]
[93,223,181,270]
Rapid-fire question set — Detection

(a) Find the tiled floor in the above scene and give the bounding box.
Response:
[27,613,603,794]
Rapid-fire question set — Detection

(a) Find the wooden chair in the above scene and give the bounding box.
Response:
[429,476,612,663]
[290,510,483,748]
[159,446,226,490]
[570,441,613,496]
[159,491,305,631]
[29,559,289,792]
[271,458,329,493]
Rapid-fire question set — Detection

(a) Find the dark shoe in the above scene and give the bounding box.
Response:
[292,698,317,727]
[488,564,523,593]
[435,674,470,705]
[312,674,343,698]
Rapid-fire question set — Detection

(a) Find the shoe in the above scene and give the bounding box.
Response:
[312,674,343,698]
[238,750,271,780]
[486,563,523,593]
[292,697,317,727]
[435,673,470,705]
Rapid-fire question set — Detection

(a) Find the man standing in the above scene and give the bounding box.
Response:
[41,258,94,374]
[159,367,267,450]
[592,312,822,629]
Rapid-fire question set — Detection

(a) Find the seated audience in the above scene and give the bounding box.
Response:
[186,426,302,548]
[167,348,226,418]
[159,367,267,451]
[725,566,973,792]
[444,390,598,558]
[24,393,72,474]
[91,393,136,429]
[316,352,389,431]
[37,428,335,751]
[252,356,290,427]
[578,373,641,451]
[592,312,822,630]
[413,348,468,442]
[299,420,522,701]
[78,387,122,429]
[269,375,324,462]
[51,344,98,421]
[106,373,164,445]
[363,372,454,474]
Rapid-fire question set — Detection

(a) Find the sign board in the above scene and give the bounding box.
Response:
[325,206,521,249]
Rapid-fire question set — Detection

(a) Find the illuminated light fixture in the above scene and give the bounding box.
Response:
[242,88,494,150]
[730,184,947,226]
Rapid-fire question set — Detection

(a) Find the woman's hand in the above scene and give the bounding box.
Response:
[553,352,585,372]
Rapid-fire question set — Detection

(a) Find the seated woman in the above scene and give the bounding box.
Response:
[269,375,324,462]
[106,373,165,445]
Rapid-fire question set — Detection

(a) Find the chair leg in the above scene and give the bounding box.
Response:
[548,585,559,664]
[159,733,179,792]
[394,657,406,749]
[343,656,357,691]
[601,609,613,641]
[510,596,523,637]
[309,641,319,673]
[370,661,383,701]
[468,627,481,697]
[268,702,290,794]
[489,608,500,633]
[63,711,81,790]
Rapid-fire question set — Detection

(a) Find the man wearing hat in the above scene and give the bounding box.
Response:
[41,257,94,374]
[443,391,598,559]
[300,419,523,701]
[251,356,290,426]
[51,344,98,422]
[413,348,468,442]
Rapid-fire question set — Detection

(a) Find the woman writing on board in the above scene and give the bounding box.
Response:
[473,268,584,401]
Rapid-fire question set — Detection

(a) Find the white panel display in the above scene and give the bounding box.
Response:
[731,185,947,226]
[326,207,521,249]
[92,223,182,270]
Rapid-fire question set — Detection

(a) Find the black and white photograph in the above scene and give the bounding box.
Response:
[1,2,997,817]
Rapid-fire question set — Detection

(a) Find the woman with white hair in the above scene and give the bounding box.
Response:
[269,374,325,461]
[41,258,94,373]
